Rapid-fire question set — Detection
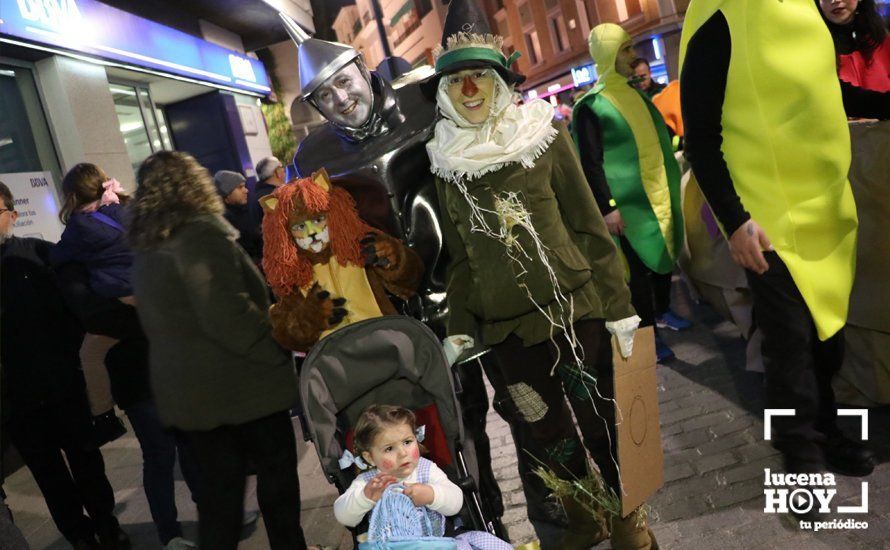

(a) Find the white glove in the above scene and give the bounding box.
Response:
[443,335,475,366]
[605,315,641,359]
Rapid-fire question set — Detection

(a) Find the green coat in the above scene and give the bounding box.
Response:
[133,214,297,431]
[436,123,635,347]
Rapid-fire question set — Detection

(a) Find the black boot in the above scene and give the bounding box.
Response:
[822,433,875,477]
[96,525,131,550]
[71,537,101,550]
[91,411,127,448]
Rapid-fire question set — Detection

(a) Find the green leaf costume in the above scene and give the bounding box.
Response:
[572,23,684,275]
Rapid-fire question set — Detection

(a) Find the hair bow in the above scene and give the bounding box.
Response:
[415,425,425,443]
[339,449,369,471]
[100,178,123,206]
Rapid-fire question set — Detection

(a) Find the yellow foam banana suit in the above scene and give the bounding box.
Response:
[679,0,858,340]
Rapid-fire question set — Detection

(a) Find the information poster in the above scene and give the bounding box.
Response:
[1,171,64,243]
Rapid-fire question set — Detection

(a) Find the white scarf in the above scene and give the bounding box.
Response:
[426,70,558,183]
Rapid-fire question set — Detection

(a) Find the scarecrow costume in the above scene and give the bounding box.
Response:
[424,1,655,547]
[260,169,423,352]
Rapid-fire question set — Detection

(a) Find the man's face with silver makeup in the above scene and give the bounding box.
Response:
[312,62,373,128]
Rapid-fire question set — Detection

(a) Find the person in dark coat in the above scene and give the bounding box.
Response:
[0,181,128,550]
[213,170,263,266]
[0,493,28,550]
[51,163,133,444]
[55,261,201,550]
[129,152,307,550]
[248,156,286,230]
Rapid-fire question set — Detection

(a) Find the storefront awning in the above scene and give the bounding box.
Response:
[0,0,272,96]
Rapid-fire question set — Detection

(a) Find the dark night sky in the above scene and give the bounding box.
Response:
[309,0,357,41]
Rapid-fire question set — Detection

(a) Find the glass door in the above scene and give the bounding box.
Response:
[109,81,171,173]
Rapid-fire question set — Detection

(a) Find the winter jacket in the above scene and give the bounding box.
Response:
[223,203,263,266]
[56,261,152,409]
[133,214,297,431]
[1,237,86,419]
[838,35,890,93]
[435,123,635,347]
[50,204,134,298]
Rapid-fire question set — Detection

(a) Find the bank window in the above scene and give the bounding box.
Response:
[0,63,61,183]
[109,83,169,174]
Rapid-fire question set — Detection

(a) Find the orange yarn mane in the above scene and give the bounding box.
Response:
[262,177,373,297]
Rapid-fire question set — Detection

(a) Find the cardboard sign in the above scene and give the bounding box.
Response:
[612,326,663,517]
[0,171,64,242]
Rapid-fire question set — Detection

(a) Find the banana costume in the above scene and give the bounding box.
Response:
[679,0,858,340]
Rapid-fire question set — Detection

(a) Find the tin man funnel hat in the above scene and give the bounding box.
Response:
[279,13,362,100]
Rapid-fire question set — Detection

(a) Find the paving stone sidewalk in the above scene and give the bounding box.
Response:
[490,281,890,550]
[5,281,888,549]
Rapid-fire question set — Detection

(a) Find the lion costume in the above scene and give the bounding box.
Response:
[261,169,424,352]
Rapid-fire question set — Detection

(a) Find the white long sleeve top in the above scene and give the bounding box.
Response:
[333,459,464,528]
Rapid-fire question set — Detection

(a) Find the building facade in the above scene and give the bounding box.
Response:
[0,0,312,241]
[327,0,689,104]
[330,0,448,73]
[486,0,688,100]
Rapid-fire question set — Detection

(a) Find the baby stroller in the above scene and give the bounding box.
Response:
[299,315,498,539]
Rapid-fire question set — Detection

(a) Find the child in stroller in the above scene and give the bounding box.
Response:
[298,315,507,547]
[335,405,510,549]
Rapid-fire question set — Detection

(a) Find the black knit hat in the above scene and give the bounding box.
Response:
[420,0,524,98]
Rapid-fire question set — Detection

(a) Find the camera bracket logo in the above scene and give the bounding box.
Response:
[762,409,869,531]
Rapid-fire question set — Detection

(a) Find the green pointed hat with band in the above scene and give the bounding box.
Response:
[420,0,524,98]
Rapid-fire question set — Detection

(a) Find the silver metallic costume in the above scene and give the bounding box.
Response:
[282,14,446,332]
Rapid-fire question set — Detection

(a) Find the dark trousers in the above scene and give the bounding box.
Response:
[1,495,29,550]
[6,400,118,543]
[620,237,673,325]
[452,357,504,519]
[126,399,201,545]
[491,320,620,494]
[480,354,568,548]
[186,411,306,550]
[747,252,843,471]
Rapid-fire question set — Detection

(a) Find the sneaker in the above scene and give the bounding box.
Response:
[164,537,197,549]
[656,310,692,331]
[655,334,675,363]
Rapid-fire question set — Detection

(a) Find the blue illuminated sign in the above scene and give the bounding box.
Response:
[0,0,271,95]
[571,63,597,87]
